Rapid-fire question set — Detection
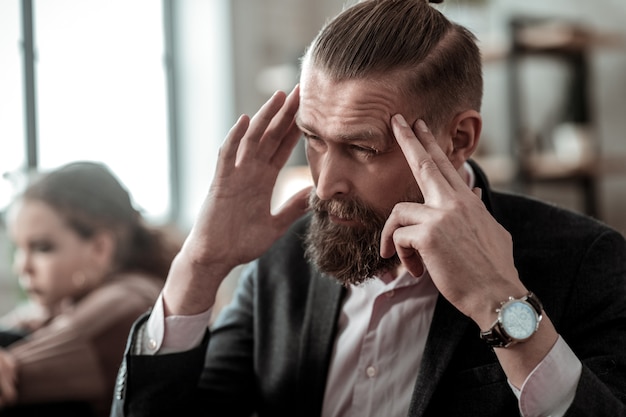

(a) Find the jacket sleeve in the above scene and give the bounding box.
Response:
[561,228,626,416]
[111,312,211,417]
[112,270,257,417]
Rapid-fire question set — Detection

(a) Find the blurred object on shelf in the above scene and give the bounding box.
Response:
[471,153,518,188]
[506,15,626,219]
[513,18,626,54]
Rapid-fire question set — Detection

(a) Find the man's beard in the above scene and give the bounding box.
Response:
[304,191,401,287]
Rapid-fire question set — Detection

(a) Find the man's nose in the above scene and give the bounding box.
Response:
[314,152,351,201]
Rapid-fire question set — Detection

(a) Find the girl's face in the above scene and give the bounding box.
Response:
[7,199,99,311]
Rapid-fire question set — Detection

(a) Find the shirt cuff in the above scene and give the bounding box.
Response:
[511,335,582,417]
[140,292,213,355]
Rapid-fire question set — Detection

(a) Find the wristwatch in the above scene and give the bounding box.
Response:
[479,292,543,348]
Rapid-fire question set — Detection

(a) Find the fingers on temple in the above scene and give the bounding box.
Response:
[233,91,288,161]
[248,90,288,137]
[271,121,303,168]
[258,85,301,161]
[391,115,449,199]
[218,87,294,165]
[267,85,300,134]
[413,120,466,190]
[391,115,465,198]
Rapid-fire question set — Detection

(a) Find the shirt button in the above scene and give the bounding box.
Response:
[148,338,157,350]
[366,366,377,378]
[385,290,395,298]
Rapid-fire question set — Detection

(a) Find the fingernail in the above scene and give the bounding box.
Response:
[417,119,428,132]
[393,114,409,127]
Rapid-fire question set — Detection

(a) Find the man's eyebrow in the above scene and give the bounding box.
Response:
[295,116,387,146]
[294,115,312,134]
[295,116,320,137]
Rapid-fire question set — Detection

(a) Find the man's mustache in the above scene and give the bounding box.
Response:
[308,191,380,225]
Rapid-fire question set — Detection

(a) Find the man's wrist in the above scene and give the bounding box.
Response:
[480,292,543,348]
[162,253,230,316]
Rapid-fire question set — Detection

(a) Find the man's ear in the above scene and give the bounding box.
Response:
[446,110,482,169]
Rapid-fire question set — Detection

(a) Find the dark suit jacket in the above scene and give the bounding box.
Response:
[111,162,626,417]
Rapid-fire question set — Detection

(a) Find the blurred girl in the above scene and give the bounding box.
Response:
[0,161,181,417]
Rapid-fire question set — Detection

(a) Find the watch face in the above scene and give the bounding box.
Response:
[500,301,538,340]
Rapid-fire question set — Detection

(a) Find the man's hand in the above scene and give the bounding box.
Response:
[0,348,17,409]
[383,115,560,388]
[382,115,525,329]
[163,86,311,315]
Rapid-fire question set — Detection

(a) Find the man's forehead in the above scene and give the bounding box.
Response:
[297,76,403,147]
[295,109,392,147]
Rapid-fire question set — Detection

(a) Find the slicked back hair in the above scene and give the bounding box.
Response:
[302,0,483,130]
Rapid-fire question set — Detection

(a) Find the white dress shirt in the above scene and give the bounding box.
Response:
[320,270,438,417]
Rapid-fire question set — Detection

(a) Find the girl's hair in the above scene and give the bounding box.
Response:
[20,161,180,280]
[302,0,482,130]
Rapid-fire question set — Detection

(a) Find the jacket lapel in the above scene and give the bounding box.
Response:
[296,267,345,417]
[407,295,472,417]
[468,159,494,214]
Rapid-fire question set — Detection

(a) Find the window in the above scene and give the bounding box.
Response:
[1,0,170,222]
[0,0,26,210]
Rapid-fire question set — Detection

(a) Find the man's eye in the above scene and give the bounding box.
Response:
[304,135,324,148]
[351,145,379,156]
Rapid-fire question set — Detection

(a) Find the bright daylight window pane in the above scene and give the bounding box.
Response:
[0,0,26,211]
[34,0,170,222]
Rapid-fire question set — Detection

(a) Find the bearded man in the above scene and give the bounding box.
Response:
[111,1,626,416]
